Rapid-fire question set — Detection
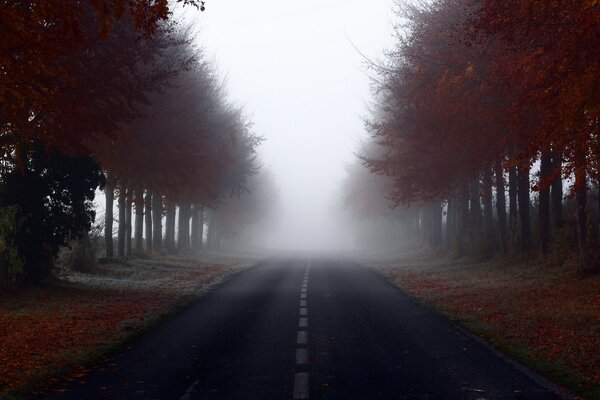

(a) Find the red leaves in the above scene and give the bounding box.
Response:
[364,0,600,205]
[379,260,600,387]
[0,259,235,397]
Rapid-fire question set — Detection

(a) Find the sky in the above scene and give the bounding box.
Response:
[180,0,396,250]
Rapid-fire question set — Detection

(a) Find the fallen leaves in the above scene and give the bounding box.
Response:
[0,257,241,398]
[377,258,600,388]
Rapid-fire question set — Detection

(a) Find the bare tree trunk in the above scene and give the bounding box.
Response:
[134,187,144,254]
[152,194,162,252]
[508,165,519,248]
[104,172,114,258]
[117,188,126,258]
[178,202,191,251]
[144,190,152,253]
[430,202,442,248]
[207,208,217,249]
[125,189,132,256]
[446,195,454,250]
[482,168,495,253]
[191,205,204,251]
[494,163,508,255]
[551,152,563,231]
[165,201,176,253]
[575,147,588,265]
[470,178,483,240]
[517,163,532,253]
[539,146,552,256]
[457,183,469,257]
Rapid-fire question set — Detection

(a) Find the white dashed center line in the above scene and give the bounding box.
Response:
[293,259,312,399]
[293,372,309,399]
[296,348,308,364]
[297,331,308,344]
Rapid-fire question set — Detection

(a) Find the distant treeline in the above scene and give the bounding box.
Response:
[344,0,600,267]
[0,2,268,284]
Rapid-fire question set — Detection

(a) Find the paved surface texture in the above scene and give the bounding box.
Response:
[45,258,565,400]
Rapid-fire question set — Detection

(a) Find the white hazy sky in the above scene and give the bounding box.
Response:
[182,0,396,250]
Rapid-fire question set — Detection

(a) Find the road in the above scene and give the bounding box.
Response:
[45,258,565,400]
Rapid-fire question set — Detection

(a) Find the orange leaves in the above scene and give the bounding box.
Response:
[0,259,235,398]
[379,260,600,388]
[0,0,200,158]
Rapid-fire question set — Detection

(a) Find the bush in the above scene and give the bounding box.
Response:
[0,145,104,284]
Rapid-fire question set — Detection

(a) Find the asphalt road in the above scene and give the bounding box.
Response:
[45,258,566,400]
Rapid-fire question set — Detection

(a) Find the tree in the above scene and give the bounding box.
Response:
[0,145,104,283]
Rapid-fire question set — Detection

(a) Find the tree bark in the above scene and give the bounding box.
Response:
[508,165,519,248]
[191,205,204,251]
[125,189,132,256]
[165,201,176,252]
[144,190,152,253]
[177,202,191,251]
[104,172,114,258]
[494,163,508,255]
[134,187,144,254]
[445,195,454,250]
[117,188,126,258]
[539,146,552,256]
[152,194,162,252]
[207,208,217,249]
[575,147,588,264]
[430,202,442,248]
[457,184,469,257]
[517,163,532,253]
[482,168,494,252]
[469,178,483,238]
[551,153,563,231]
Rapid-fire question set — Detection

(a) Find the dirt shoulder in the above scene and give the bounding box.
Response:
[0,252,258,399]
[363,252,600,400]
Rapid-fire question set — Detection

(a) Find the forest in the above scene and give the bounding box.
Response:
[0,0,276,286]
[344,0,600,269]
[2,1,600,399]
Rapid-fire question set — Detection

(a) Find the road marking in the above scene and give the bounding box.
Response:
[179,380,199,400]
[296,348,308,364]
[293,372,309,399]
[293,260,311,399]
[297,331,308,344]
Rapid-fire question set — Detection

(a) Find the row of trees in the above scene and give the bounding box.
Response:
[349,0,600,267]
[0,1,264,284]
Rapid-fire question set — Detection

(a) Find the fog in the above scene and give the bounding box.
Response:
[186,0,395,251]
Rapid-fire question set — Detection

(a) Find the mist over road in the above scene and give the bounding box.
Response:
[46,259,563,400]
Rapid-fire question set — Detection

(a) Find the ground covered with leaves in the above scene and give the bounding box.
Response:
[368,252,600,400]
[0,253,255,398]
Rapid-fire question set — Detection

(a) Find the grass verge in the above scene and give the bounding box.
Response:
[364,252,600,400]
[0,252,257,399]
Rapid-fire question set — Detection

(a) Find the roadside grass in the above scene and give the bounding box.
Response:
[0,253,256,399]
[366,253,600,400]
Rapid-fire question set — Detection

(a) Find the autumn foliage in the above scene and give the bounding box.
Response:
[356,0,600,264]
[0,1,265,283]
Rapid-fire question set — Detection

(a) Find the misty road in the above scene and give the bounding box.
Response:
[45,259,564,400]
